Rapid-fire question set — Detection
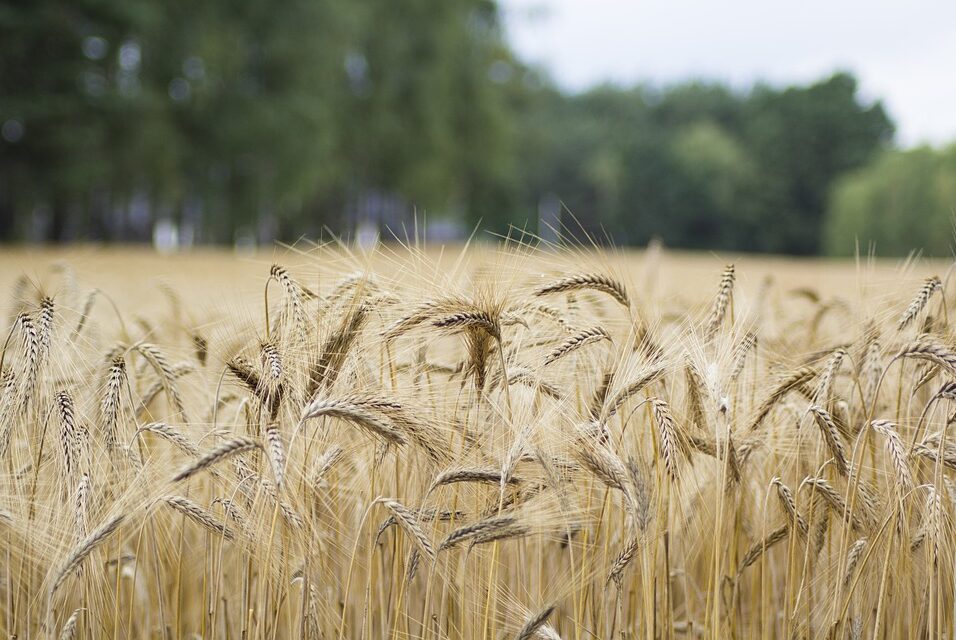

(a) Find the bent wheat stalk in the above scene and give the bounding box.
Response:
[51,513,125,594]
[534,273,630,307]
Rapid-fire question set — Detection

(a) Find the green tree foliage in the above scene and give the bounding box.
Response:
[146,0,357,241]
[825,145,956,256]
[493,73,894,254]
[0,0,161,240]
[341,0,513,229]
[0,0,510,243]
[0,1,899,253]
[740,74,894,253]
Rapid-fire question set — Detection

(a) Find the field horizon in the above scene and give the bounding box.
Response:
[1,242,947,307]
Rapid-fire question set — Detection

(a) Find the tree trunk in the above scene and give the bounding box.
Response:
[0,190,15,241]
[48,195,68,243]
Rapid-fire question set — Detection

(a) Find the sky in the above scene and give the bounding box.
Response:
[501,0,956,147]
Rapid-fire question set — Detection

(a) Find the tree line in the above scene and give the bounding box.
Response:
[0,0,949,254]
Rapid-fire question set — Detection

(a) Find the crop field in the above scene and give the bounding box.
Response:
[0,242,952,639]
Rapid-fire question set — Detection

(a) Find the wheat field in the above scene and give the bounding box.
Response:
[0,241,953,639]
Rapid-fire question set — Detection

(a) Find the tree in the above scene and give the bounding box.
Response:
[666,120,757,249]
[146,0,355,242]
[0,0,514,243]
[341,0,512,232]
[740,72,894,253]
[0,4,903,253]
[825,145,956,256]
[0,0,161,240]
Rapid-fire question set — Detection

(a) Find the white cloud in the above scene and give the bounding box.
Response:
[502,0,956,146]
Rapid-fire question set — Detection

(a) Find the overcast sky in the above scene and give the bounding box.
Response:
[501,0,956,146]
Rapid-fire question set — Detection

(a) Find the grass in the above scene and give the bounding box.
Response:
[0,240,952,639]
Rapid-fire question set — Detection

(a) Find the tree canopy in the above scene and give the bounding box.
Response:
[826,145,956,256]
[500,73,894,254]
[0,1,922,254]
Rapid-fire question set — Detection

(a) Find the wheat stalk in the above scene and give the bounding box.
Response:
[771,477,808,536]
[133,422,201,457]
[737,524,789,575]
[729,332,758,383]
[814,347,847,405]
[57,607,83,640]
[135,343,187,417]
[599,364,666,422]
[17,312,41,414]
[429,467,519,493]
[515,603,558,640]
[260,340,283,383]
[749,367,816,431]
[705,264,735,340]
[173,436,260,482]
[301,397,407,446]
[309,446,345,488]
[136,362,194,417]
[439,516,517,551]
[899,276,941,330]
[101,355,126,451]
[265,425,285,489]
[433,311,501,339]
[74,474,90,540]
[870,419,913,492]
[807,405,850,476]
[51,513,125,594]
[37,296,55,356]
[269,264,306,340]
[164,495,235,541]
[606,536,640,588]
[843,537,868,586]
[534,273,630,307]
[544,326,611,366]
[379,498,436,560]
[55,391,86,483]
[894,336,956,378]
[802,476,864,531]
[650,398,683,481]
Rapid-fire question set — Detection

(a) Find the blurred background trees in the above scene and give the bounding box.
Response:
[0,0,949,254]
[826,144,956,256]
